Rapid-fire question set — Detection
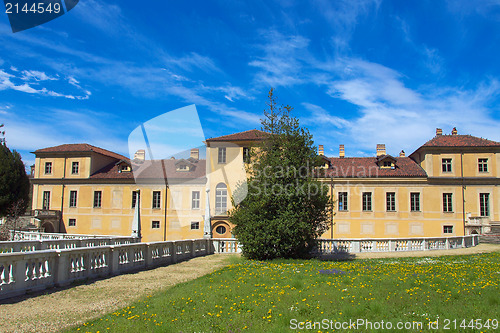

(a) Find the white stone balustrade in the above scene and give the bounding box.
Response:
[316,235,479,255]
[0,237,138,253]
[212,238,242,253]
[0,239,212,300]
[11,231,132,241]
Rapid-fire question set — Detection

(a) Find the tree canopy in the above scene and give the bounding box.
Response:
[230,89,331,260]
[0,142,30,217]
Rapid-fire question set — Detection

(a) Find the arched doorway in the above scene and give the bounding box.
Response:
[42,222,55,233]
[212,221,231,238]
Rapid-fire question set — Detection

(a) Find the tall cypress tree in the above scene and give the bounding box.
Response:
[230,89,331,260]
[0,143,30,217]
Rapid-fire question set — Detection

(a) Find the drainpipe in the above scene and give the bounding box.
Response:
[60,157,66,233]
[161,160,168,242]
[330,175,334,239]
[461,152,466,236]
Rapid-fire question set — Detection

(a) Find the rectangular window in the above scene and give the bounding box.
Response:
[478,158,488,172]
[338,192,348,211]
[132,191,140,208]
[243,147,251,163]
[443,225,453,234]
[152,191,161,209]
[191,221,200,230]
[44,162,52,174]
[68,218,76,227]
[215,185,227,214]
[480,193,490,217]
[218,147,226,164]
[386,192,396,211]
[69,190,77,208]
[71,161,79,174]
[192,191,200,209]
[442,158,452,172]
[443,193,453,212]
[42,191,50,210]
[362,192,372,211]
[152,221,160,229]
[410,192,420,212]
[93,191,102,208]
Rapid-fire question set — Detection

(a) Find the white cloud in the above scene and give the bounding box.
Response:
[0,68,90,99]
[21,70,58,81]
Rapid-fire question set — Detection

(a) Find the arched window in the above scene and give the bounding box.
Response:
[215,183,227,214]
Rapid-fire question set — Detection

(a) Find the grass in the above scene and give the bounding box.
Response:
[67,252,500,332]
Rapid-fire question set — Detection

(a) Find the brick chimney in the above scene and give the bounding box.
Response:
[134,149,145,161]
[318,145,324,156]
[451,127,457,135]
[436,128,443,136]
[339,144,345,158]
[399,150,405,157]
[190,148,199,160]
[376,144,386,156]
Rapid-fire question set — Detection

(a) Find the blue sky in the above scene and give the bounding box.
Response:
[1,0,500,167]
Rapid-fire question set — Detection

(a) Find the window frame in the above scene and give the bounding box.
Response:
[338,192,348,211]
[478,158,488,173]
[410,192,420,212]
[443,193,453,212]
[132,191,140,208]
[218,147,226,164]
[93,191,102,208]
[151,220,160,229]
[215,183,228,214]
[215,225,227,234]
[386,192,396,212]
[68,218,76,227]
[443,225,453,234]
[191,191,200,209]
[480,193,490,217]
[69,190,78,208]
[441,158,452,173]
[243,147,251,163]
[191,221,200,230]
[42,191,50,210]
[362,192,372,211]
[152,191,161,209]
[44,162,52,175]
[71,161,79,175]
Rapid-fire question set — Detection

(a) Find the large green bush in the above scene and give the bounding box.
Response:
[230,89,331,260]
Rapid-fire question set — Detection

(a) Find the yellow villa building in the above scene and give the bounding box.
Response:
[30,127,500,242]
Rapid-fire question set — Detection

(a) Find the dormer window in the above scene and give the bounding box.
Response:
[175,159,195,172]
[116,160,132,173]
[377,155,396,169]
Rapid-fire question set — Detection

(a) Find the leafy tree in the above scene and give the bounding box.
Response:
[230,89,331,260]
[0,141,30,217]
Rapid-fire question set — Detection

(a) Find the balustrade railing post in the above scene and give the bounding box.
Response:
[54,250,69,287]
[388,240,395,252]
[445,238,450,250]
[145,243,153,267]
[191,240,196,257]
[352,241,360,253]
[171,241,177,264]
[422,238,427,251]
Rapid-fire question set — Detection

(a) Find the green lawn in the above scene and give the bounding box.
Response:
[68,253,500,332]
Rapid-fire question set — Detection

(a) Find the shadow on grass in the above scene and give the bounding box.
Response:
[315,251,356,262]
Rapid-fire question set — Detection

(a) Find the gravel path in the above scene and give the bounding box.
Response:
[0,254,233,333]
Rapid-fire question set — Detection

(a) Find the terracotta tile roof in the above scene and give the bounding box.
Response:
[325,157,427,178]
[91,159,206,180]
[34,144,127,160]
[206,129,269,142]
[421,135,500,148]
